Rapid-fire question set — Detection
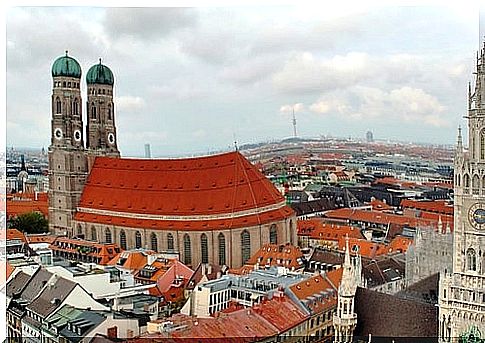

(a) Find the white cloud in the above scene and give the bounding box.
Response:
[309,86,449,127]
[272,52,374,94]
[280,103,305,114]
[115,96,146,112]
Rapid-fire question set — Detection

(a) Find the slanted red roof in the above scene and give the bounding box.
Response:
[401,199,453,216]
[76,152,293,230]
[289,274,337,314]
[246,243,304,270]
[6,229,27,242]
[297,219,363,241]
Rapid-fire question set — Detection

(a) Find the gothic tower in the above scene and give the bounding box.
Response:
[333,236,358,343]
[48,52,88,236]
[438,43,485,342]
[86,59,120,160]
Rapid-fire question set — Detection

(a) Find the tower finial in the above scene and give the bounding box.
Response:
[457,125,463,152]
[99,58,102,64]
[65,50,68,56]
[344,234,351,267]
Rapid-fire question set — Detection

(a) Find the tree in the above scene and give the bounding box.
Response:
[9,212,48,234]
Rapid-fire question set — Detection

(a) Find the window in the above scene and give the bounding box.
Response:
[269,224,277,244]
[241,230,251,265]
[218,233,226,265]
[91,103,97,119]
[467,248,477,271]
[184,234,191,265]
[201,233,209,264]
[91,227,97,241]
[481,129,485,160]
[108,104,112,120]
[473,175,480,189]
[120,230,127,250]
[56,97,61,114]
[151,233,158,251]
[464,174,471,188]
[167,233,174,250]
[135,231,142,249]
[73,98,79,116]
[77,225,83,236]
[105,228,112,243]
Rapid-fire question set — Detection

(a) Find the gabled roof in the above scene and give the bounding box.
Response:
[27,276,77,318]
[6,229,27,242]
[108,250,149,272]
[289,274,337,314]
[75,152,294,230]
[20,268,53,303]
[6,271,32,298]
[297,219,363,241]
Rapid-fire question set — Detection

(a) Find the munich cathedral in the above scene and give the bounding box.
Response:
[438,43,485,341]
[47,52,296,270]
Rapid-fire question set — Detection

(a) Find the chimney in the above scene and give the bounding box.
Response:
[207,264,212,275]
[107,326,118,339]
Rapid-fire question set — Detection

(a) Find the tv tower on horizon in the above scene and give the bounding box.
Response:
[292,107,297,138]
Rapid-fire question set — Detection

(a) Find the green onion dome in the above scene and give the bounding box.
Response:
[86,59,114,86]
[51,51,82,78]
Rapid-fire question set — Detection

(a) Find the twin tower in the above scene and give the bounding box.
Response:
[48,52,120,235]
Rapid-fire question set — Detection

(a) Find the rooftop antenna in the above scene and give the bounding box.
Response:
[233,132,238,151]
[292,106,297,138]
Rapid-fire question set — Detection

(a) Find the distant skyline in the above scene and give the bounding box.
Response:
[6,6,480,157]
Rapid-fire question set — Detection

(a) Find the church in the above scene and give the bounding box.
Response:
[47,52,297,269]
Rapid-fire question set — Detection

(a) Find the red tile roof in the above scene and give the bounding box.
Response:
[297,219,363,241]
[246,243,304,270]
[400,199,453,216]
[289,274,338,314]
[6,229,27,242]
[75,152,294,230]
[26,234,59,244]
[108,250,149,272]
[6,198,48,218]
[51,237,121,265]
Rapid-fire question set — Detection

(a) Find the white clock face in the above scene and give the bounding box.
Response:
[107,132,115,145]
[54,128,63,140]
[74,130,82,142]
[468,203,485,230]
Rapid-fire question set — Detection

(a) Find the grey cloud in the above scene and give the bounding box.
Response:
[103,7,198,41]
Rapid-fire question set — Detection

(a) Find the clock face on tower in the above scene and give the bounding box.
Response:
[468,203,485,229]
[107,132,115,145]
[54,128,63,140]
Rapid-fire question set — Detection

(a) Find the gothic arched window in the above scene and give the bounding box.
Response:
[135,231,142,249]
[56,97,61,114]
[151,233,158,251]
[473,175,480,189]
[91,226,97,241]
[91,103,97,119]
[73,98,79,116]
[269,224,277,244]
[464,174,471,188]
[120,230,127,250]
[480,129,485,160]
[467,248,477,271]
[218,233,226,266]
[108,104,112,120]
[105,228,112,244]
[184,234,191,265]
[167,233,174,250]
[241,230,251,265]
[201,233,208,264]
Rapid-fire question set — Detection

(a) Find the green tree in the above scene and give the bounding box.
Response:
[9,212,48,234]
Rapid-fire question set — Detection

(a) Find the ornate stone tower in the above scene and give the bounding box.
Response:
[48,52,88,236]
[438,43,485,342]
[86,59,119,159]
[333,237,358,343]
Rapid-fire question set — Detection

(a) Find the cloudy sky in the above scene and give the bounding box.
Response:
[6,5,481,156]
